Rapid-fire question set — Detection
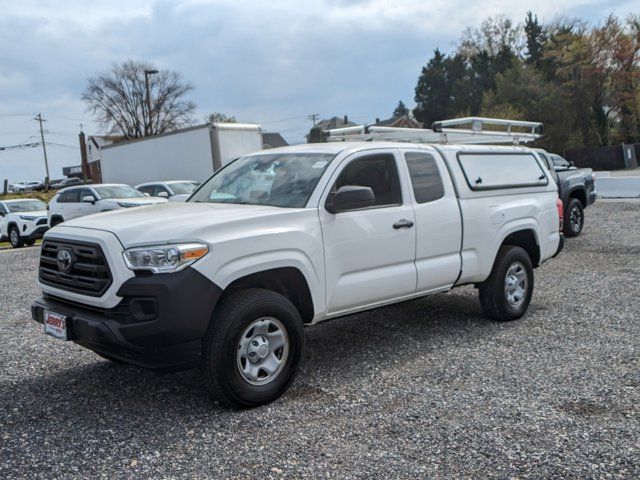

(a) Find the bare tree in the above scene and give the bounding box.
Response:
[207,112,237,123]
[82,60,196,139]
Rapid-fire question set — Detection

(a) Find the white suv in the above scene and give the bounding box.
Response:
[0,199,49,247]
[32,142,563,407]
[135,180,199,202]
[47,184,167,226]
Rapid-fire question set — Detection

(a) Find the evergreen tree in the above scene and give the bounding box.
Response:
[392,101,409,118]
[413,49,450,127]
[524,12,545,65]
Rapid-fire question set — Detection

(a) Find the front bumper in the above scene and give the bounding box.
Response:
[588,190,597,206]
[23,225,48,241]
[32,267,222,370]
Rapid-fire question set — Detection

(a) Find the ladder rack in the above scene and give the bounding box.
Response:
[325,117,543,145]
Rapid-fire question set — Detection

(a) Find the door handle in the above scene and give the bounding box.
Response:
[393,219,414,229]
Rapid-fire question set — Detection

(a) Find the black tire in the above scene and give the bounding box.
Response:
[564,198,584,237]
[202,288,304,408]
[9,226,23,248]
[479,245,534,322]
[24,239,36,247]
[50,217,64,227]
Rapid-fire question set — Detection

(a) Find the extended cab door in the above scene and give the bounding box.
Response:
[402,149,462,291]
[319,151,417,314]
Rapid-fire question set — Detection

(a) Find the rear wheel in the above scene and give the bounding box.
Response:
[9,226,23,248]
[24,239,36,247]
[564,198,584,237]
[479,245,534,321]
[201,288,304,408]
[50,216,64,227]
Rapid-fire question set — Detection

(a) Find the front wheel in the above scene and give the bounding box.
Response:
[479,245,534,322]
[9,226,24,248]
[564,198,584,237]
[201,288,304,408]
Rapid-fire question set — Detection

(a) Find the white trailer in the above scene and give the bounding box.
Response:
[99,123,263,186]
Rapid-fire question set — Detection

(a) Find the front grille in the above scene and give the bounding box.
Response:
[36,218,47,226]
[39,239,112,297]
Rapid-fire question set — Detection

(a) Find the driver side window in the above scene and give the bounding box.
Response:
[332,154,402,208]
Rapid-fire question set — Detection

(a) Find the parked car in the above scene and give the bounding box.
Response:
[47,184,168,226]
[0,199,49,247]
[32,143,563,407]
[51,177,84,189]
[9,181,30,192]
[135,180,199,202]
[534,149,596,237]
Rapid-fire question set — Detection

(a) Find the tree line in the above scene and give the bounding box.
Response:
[412,13,640,152]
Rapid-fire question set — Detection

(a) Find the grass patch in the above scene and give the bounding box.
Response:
[0,191,58,203]
[0,239,42,249]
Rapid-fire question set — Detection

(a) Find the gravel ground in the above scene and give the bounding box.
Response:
[1,201,639,479]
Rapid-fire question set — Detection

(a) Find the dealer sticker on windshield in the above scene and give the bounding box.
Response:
[44,310,68,341]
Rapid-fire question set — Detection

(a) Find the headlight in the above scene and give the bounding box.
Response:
[123,243,209,273]
[19,215,37,221]
[117,202,139,208]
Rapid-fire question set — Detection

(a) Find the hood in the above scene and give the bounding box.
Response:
[13,210,48,219]
[58,202,301,247]
[169,194,190,202]
[108,197,167,205]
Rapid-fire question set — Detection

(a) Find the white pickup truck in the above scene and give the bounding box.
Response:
[31,136,563,407]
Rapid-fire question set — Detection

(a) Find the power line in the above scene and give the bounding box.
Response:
[46,142,78,149]
[259,115,310,124]
[0,142,40,151]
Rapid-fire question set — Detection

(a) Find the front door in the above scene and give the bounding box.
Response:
[319,151,417,315]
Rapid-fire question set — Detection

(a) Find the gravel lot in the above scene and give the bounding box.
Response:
[1,201,638,479]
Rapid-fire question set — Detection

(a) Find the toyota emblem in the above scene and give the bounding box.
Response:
[56,249,73,273]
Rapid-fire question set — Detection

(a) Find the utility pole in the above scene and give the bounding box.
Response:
[307,113,320,126]
[144,69,159,136]
[35,113,50,188]
[79,128,88,183]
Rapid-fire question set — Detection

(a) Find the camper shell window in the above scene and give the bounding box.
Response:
[457,152,549,191]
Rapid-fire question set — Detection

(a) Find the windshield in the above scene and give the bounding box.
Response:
[189,153,335,208]
[6,200,47,212]
[169,182,198,195]
[551,154,571,168]
[93,185,145,199]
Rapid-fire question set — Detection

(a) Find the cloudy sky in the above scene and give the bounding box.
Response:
[0,0,636,183]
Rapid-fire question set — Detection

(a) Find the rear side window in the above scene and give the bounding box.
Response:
[61,189,81,203]
[137,185,154,196]
[457,153,548,190]
[404,152,445,203]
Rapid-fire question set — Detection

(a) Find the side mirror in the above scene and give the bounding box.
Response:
[82,195,96,204]
[325,185,375,214]
[157,191,169,198]
[143,192,150,197]
[569,160,575,167]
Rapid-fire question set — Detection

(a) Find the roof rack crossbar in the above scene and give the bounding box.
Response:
[325,116,543,145]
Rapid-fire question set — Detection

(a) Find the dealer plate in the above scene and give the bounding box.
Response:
[44,310,68,340]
